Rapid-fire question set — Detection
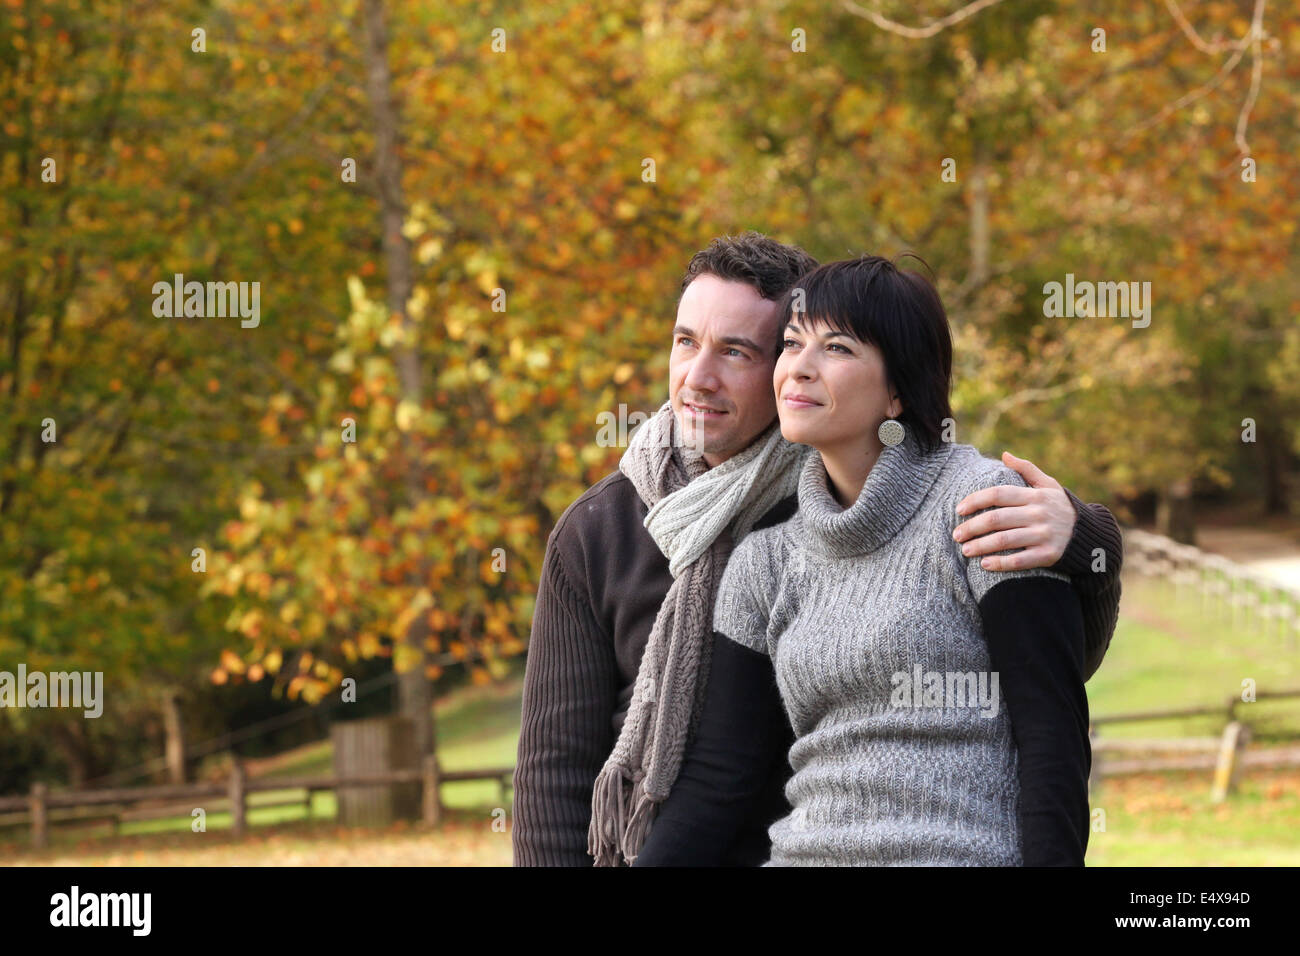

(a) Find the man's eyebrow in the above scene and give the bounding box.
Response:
[783,321,854,340]
[672,325,765,354]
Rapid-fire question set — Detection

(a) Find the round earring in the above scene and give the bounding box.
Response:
[878,418,905,447]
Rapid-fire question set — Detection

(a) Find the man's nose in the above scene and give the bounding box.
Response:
[683,353,719,390]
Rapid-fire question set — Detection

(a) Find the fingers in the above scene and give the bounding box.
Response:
[953,505,1032,542]
[973,545,1057,572]
[1001,451,1061,490]
[955,525,1039,558]
[954,483,1035,516]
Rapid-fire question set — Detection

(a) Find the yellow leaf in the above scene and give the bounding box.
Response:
[417,238,443,264]
[396,399,420,431]
[221,649,246,674]
[393,643,422,673]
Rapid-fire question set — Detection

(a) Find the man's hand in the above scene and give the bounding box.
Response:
[952,452,1077,571]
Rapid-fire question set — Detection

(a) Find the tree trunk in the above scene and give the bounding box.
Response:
[968,136,991,290]
[1260,423,1290,515]
[1156,478,1196,544]
[50,720,91,789]
[361,0,434,758]
[161,688,188,784]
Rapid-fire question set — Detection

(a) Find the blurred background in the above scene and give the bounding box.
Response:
[1,0,1297,865]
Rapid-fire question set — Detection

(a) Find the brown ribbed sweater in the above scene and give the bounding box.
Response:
[511,468,1121,866]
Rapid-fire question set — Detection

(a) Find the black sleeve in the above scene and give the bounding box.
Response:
[631,630,790,867]
[978,576,1092,867]
[512,538,620,866]
[1047,488,1124,682]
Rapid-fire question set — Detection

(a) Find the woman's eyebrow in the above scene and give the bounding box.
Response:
[784,321,853,341]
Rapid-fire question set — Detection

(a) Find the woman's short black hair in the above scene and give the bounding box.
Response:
[773,254,954,451]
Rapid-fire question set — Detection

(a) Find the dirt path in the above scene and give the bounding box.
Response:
[1193,525,1300,591]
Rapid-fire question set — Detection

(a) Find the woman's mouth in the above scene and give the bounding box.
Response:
[783,395,822,409]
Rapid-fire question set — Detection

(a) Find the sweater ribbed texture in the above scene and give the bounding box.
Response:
[712,433,1069,866]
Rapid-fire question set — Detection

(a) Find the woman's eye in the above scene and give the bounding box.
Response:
[829,343,849,353]
[782,338,798,349]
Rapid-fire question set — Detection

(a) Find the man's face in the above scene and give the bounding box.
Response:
[669,275,783,468]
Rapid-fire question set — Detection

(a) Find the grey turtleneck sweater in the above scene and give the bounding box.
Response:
[635,432,1091,866]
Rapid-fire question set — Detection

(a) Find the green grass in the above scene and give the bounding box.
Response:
[1086,576,1300,739]
[1084,769,1300,866]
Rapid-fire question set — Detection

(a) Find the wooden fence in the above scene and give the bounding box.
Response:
[0,757,514,850]
[1104,527,1300,793]
[1124,527,1300,646]
[1088,690,1300,800]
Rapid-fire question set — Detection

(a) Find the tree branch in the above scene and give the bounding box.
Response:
[839,0,1009,39]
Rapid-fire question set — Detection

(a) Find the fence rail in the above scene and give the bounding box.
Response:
[1,759,515,849]
[1087,689,1300,799]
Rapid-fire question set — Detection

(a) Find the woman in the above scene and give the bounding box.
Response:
[631,254,1091,866]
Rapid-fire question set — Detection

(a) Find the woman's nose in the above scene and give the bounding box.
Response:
[789,353,814,380]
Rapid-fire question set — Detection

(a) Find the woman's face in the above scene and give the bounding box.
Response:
[774,314,900,454]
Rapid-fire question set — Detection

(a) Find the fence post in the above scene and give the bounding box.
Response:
[30,782,48,850]
[422,754,443,828]
[229,758,246,837]
[1210,721,1250,803]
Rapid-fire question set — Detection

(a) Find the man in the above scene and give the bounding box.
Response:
[513,232,1122,866]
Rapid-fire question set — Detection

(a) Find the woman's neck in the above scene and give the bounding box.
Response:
[819,440,886,510]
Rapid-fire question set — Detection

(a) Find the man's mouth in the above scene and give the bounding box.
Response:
[683,400,726,419]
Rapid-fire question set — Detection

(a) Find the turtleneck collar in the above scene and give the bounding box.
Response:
[797,429,954,558]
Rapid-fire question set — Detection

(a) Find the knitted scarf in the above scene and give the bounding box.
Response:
[587,398,810,866]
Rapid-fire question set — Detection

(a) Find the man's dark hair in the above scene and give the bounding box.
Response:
[679,231,819,302]
[773,254,954,451]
